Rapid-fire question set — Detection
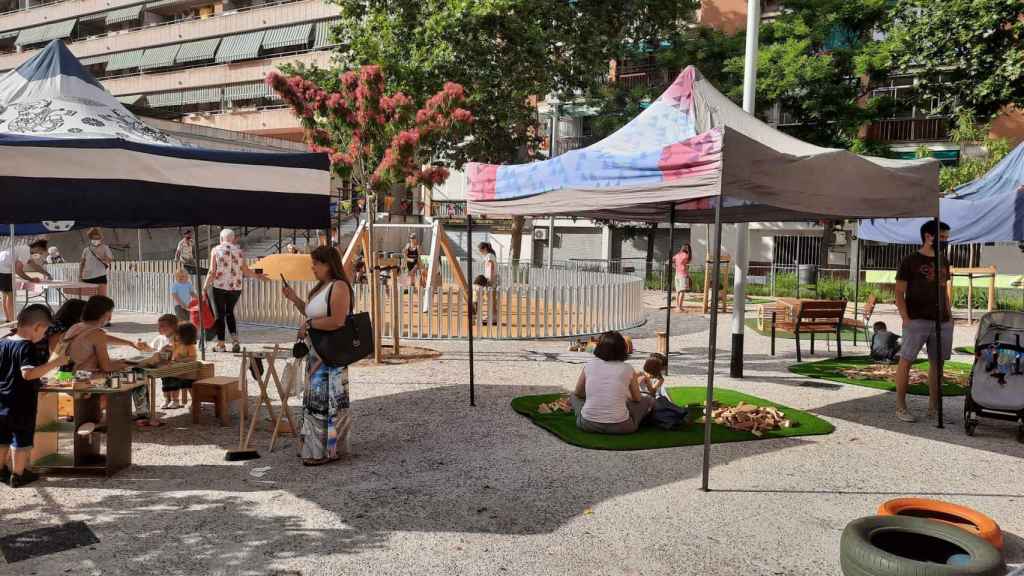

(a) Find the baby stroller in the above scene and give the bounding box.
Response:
[964,311,1024,442]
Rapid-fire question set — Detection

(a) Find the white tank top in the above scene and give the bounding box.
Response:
[305,284,331,319]
[581,359,634,424]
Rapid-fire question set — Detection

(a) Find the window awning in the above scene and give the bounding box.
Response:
[312,19,338,49]
[105,49,145,72]
[16,19,77,45]
[214,30,264,63]
[117,94,144,106]
[140,43,180,69]
[224,82,272,101]
[105,4,144,26]
[176,37,220,64]
[146,91,183,108]
[144,0,184,10]
[261,22,312,51]
[181,86,222,105]
[79,53,111,66]
[78,12,108,24]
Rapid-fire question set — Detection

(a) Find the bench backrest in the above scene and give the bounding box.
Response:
[796,300,847,328]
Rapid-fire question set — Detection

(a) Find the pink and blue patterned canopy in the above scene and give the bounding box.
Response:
[467,67,940,224]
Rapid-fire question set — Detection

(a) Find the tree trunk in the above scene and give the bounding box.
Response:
[510,216,524,266]
[819,220,834,269]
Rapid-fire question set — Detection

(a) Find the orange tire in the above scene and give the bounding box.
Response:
[878,498,1003,550]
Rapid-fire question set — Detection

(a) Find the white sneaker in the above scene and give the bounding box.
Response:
[896,409,917,423]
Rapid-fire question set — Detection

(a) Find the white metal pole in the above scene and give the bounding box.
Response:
[8,224,14,320]
[548,100,559,268]
[729,0,761,378]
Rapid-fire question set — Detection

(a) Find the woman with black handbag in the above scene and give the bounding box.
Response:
[282,246,355,466]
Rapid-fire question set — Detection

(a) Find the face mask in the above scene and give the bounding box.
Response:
[31,253,44,263]
[931,238,949,251]
[91,239,102,246]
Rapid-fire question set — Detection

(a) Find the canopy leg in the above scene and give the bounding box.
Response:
[665,206,675,372]
[702,197,724,492]
[194,225,206,361]
[467,214,475,407]
[934,221,945,429]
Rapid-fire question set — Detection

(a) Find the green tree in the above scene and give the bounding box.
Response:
[885,0,1024,121]
[724,0,894,148]
[939,112,1012,193]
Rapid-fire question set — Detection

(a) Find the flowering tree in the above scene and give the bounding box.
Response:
[266,65,473,199]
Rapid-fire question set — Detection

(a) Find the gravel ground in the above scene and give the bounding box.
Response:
[3,294,1023,576]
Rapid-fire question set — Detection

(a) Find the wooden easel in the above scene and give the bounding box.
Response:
[702,255,731,314]
[243,346,303,454]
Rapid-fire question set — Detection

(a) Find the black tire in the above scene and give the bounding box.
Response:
[840,516,1004,576]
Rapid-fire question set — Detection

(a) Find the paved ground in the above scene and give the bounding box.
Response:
[2,296,1023,575]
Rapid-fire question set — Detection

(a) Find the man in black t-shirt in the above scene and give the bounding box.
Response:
[893,220,952,423]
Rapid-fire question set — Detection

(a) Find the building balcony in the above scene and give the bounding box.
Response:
[864,117,951,143]
[103,49,330,96]
[0,0,141,32]
[178,105,301,138]
[0,0,334,71]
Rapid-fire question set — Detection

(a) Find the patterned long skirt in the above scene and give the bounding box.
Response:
[300,347,351,461]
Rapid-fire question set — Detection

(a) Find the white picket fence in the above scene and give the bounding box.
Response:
[43,259,645,340]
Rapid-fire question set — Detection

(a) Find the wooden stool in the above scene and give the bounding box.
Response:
[191,376,244,426]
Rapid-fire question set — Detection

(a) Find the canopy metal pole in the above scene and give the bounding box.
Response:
[278,229,283,253]
[467,214,476,407]
[853,235,861,346]
[701,196,724,492]
[8,224,14,320]
[934,220,945,428]
[665,207,676,372]
[193,225,206,360]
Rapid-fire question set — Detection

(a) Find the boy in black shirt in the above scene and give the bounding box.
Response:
[0,306,68,488]
[893,219,952,423]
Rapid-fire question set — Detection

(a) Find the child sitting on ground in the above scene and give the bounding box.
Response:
[637,353,669,399]
[0,306,69,488]
[160,323,198,409]
[870,321,901,363]
[170,269,196,322]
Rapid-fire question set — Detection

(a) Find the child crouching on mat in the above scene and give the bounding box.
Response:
[637,353,668,399]
[160,323,198,409]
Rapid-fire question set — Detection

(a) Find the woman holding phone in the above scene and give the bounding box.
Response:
[281,246,354,466]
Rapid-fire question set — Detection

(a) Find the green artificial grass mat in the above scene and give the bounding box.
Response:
[747,297,774,305]
[510,387,834,451]
[955,346,975,355]
[788,356,970,396]
[744,318,863,341]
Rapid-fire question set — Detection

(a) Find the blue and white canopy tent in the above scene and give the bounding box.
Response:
[858,141,1024,244]
[0,40,331,229]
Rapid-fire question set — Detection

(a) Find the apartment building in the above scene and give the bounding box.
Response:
[0,0,338,140]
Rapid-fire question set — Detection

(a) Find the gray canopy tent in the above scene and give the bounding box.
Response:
[465,67,942,489]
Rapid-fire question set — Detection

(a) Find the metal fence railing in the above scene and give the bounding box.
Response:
[44,258,645,340]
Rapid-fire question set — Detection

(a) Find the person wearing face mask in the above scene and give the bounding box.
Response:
[0,239,51,323]
[79,228,113,303]
[893,219,953,423]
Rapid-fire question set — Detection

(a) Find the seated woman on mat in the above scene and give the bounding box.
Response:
[570,331,653,435]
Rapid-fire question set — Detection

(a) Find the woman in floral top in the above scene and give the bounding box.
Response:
[204,228,267,352]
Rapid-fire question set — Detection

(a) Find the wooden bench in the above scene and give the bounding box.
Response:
[771,299,847,362]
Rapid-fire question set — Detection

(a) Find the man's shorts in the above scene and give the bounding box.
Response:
[0,415,34,449]
[900,319,953,363]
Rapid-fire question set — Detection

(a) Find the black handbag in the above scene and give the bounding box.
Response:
[650,396,691,430]
[308,281,373,367]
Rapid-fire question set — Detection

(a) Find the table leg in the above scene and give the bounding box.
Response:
[148,376,161,426]
[244,367,279,449]
[267,360,302,454]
